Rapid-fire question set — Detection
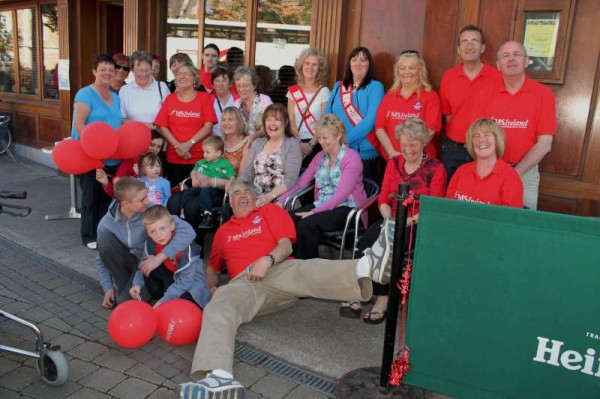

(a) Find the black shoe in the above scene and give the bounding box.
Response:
[198,213,213,229]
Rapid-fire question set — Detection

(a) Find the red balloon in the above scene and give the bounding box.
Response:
[108,300,157,349]
[112,122,151,160]
[52,139,103,174]
[80,122,119,160]
[155,299,203,345]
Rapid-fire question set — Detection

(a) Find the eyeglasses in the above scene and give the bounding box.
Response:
[400,50,420,57]
[116,65,131,72]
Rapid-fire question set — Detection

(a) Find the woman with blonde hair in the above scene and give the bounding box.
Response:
[279,114,366,259]
[447,118,523,208]
[340,117,447,322]
[375,50,441,160]
[287,47,331,166]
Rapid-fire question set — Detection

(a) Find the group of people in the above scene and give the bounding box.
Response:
[68,23,556,399]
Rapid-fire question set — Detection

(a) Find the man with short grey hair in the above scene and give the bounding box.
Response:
[177,178,395,399]
[469,40,556,209]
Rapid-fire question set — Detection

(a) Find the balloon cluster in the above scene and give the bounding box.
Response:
[107,299,203,349]
[52,122,151,174]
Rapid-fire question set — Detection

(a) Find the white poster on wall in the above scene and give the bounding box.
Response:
[58,60,70,91]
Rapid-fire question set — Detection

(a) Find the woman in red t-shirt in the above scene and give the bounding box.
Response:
[154,61,217,187]
[375,50,441,160]
[446,118,523,208]
[340,117,447,323]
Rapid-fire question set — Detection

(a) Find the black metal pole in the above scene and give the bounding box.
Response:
[379,182,410,389]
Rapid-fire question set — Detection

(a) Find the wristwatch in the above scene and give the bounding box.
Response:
[190,138,197,144]
[266,253,276,266]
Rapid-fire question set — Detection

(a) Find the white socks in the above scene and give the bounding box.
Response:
[211,368,233,379]
[355,255,370,279]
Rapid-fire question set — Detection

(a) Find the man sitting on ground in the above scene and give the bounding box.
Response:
[96,178,195,308]
[177,178,395,399]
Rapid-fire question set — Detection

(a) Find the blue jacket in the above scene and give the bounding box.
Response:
[133,240,210,308]
[95,200,195,292]
[325,79,385,160]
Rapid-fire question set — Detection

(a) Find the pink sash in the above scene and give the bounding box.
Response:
[289,84,318,137]
[339,82,382,154]
[340,83,363,126]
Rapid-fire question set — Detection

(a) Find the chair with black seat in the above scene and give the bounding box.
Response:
[284,178,380,260]
[0,115,16,162]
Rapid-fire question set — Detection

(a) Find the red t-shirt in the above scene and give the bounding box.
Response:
[469,76,556,165]
[375,88,441,159]
[446,159,523,208]
[209,203,296,279]
[154,92,217,164]
[199,68,213,93]
[439,62,501,143]
[379,154,447,217]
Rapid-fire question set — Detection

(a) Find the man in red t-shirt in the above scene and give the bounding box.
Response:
[439,25,501,180]
[470,40,556,210]
[177,179,395,399]
[199,43,219,93]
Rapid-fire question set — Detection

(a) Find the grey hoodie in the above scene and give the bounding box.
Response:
[95,200,196,292]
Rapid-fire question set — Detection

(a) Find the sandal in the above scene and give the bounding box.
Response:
[363,309,387,325]
[339,301,362,319]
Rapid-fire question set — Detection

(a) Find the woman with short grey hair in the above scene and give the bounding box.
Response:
[119,50,169,128]
[233,66,273,136]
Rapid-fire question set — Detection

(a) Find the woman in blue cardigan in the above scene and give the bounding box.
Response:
[325,47,384,181]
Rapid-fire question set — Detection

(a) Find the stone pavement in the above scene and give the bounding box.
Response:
[0,236,332,399]
[0,154,387,383]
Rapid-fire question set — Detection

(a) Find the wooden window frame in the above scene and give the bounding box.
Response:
[0,1,59,102]
[196,0,313,68]
[514,0,576,84]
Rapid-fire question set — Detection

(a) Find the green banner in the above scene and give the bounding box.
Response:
[403,196,600,399]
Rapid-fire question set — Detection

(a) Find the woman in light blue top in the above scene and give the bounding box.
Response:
[325,47,384,181]
[70,53,123,249]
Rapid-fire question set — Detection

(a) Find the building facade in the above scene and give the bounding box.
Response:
[0,0,598,216]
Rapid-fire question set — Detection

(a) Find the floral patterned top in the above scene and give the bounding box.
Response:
[253,149,284,194]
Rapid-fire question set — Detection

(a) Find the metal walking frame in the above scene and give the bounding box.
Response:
[0,191,69,386]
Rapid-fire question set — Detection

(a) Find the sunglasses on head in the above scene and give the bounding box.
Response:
[400,50,420,57]
[116,65,131,72]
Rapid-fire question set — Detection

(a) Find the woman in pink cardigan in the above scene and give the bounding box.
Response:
[279,114,367,259]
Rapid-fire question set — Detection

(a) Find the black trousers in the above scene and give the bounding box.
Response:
[78,167,114,244]
[164,162,195,189]
[289,204,353,259]
[145,265,201,308]
[440,137,472,183]
[97,230,145,304]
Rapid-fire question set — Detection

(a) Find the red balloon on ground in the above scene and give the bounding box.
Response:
[108,300,157,349]
[112,122,151,159]
[52,139,103,174]
[155,299,203,345]
[80,122,119,160]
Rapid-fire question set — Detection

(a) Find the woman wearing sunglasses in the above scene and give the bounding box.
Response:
[375,50,441,160]
[110,52,130,94]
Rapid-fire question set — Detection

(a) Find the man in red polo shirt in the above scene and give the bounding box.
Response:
[199,43,219,93]
[439,25,501,180]
[177,179,395,399]
[470,40,555,210]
